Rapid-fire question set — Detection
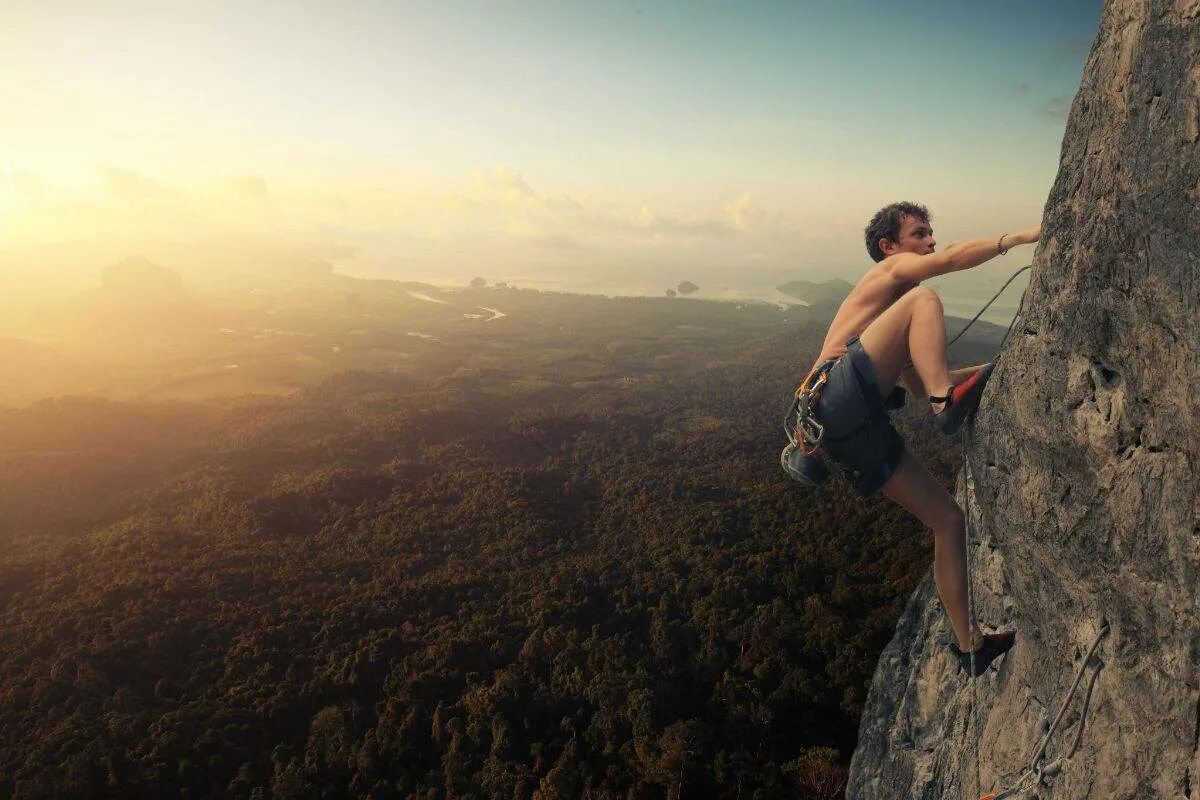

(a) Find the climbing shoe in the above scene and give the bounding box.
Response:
[932,362,995,436]
[950,630,1016,678]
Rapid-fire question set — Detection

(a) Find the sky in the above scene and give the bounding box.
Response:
[0,0,1103,307]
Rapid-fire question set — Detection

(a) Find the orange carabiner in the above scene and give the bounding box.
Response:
[795,364,826,397]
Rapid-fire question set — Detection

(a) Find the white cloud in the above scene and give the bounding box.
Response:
[725,193,770,231]
[544,194,586,213]
[475,165,535,203]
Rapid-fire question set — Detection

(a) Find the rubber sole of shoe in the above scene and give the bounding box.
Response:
[935,362,995,435]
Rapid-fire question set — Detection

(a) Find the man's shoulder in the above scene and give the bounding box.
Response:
[856,260,912,292]
[874,253,916,277]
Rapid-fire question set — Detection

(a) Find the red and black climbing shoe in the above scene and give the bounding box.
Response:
[950,630,1016,678]
[932,362,996,436]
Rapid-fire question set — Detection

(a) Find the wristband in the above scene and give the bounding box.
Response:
[997,234,1009,255]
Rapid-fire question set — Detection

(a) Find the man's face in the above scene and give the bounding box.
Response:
[884,214,936,256]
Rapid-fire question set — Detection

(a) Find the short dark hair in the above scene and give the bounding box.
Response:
[864,201,930,262]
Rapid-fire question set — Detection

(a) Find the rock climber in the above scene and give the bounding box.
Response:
[795,201,1039,676]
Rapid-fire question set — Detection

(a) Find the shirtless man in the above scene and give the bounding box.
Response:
[798,201,1040,675]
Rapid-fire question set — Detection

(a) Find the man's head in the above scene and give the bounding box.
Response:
[864,201,935,262]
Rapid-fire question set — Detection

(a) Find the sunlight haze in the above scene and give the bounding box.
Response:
[2,0,1100,310]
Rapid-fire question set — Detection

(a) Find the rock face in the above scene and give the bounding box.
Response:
[848,2,1200,798]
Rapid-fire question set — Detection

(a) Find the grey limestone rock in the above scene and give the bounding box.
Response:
[848,1,1200,797]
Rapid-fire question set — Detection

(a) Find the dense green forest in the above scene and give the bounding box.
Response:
[0,272,1002,798]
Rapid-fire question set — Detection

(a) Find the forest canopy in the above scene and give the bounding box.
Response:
[0,273,1002,799]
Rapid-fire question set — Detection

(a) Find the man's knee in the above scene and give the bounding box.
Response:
[933,502,965,536]
[910,285,943,310]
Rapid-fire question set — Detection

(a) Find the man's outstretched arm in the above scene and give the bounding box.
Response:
[889,224,1041,283]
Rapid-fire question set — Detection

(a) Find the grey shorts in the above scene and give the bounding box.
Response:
[812,337,905,496]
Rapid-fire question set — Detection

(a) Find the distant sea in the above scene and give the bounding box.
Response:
[935,292,1023,328]
[359,266,1030,328]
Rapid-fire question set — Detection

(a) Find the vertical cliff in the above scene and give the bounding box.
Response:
[848,1,1200,797]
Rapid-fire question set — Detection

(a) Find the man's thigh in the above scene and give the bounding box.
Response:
[881,448,960,532]
[858,290,926,390]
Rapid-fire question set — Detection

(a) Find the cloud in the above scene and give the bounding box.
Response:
[626,203,730,238]
[1052,38,1093,60]
[95,165,165,199]
[230,174,269,202]
[454,167,794,261]
[545,194,586,213]
[724,193,769,232]
[1038,94,1073,120]
[503,215,579,248]
[534,233,583,250]
[475,165,535,203]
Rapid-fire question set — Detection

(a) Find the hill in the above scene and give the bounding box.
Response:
[775,279,854,308]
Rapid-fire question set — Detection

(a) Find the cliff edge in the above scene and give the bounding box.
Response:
[848,1,1200,797]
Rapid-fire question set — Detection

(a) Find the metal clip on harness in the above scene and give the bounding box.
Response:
[794,371,828,455]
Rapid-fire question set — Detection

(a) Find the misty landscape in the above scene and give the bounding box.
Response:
[0,257,1007,798]
[0,0,1126,794]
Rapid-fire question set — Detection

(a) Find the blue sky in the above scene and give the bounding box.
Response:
[0,0,1103,305]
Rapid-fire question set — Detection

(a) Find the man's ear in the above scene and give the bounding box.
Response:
[878,237,897,256]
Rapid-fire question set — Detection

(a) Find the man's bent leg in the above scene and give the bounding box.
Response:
[881,448,980,652]
[858,286,952,401]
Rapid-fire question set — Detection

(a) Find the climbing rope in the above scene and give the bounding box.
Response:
[980,621,1109,800]
[962,419,983,797]
[963,418,1111,800]
[947,262,1111,800]
[955,262,1033,673]
[946,264,1032,350]
[936,264,1031,798]
[902,263,1032,374]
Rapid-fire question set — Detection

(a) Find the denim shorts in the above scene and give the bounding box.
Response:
[812,337,905,496]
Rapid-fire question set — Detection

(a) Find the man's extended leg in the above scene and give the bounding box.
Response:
[857,286,952,405]
[881,448,979,652]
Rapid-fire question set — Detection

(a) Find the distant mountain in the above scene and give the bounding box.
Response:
[775,278,853,306]
[61,256,212,351]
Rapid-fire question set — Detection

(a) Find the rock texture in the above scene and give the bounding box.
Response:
[848,1,1200,797]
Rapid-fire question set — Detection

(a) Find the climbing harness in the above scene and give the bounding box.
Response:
[782,263,1034,491]
[792,360,835,457]
[780,360,837,488]
[781,345,909,491]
